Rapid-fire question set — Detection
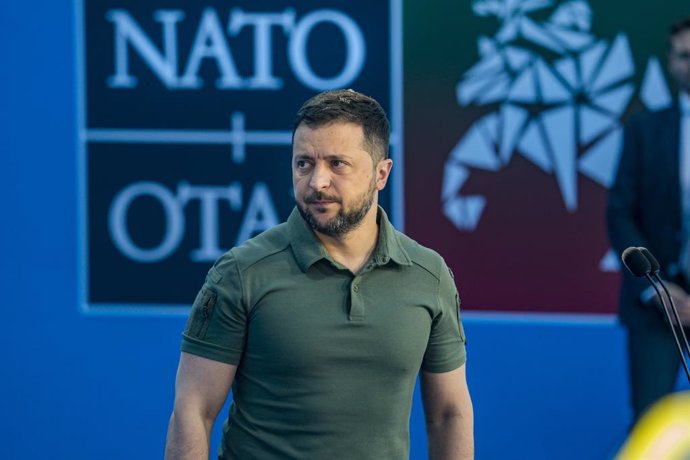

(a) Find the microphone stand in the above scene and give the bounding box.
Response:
[645,273,690,382]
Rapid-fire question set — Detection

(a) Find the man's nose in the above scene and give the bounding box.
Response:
[309,163,331,190]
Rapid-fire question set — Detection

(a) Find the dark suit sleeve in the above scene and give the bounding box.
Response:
[607,114,651,254]
[606,114,651,302]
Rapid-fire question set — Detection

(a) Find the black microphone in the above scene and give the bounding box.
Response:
[621,247,651,276]
[622,247,690,382]
[637,247,660,272]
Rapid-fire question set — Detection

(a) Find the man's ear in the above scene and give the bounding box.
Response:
[375,159,393,191]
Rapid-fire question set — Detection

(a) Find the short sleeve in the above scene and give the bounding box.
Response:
[421,262,467,373]
[181,251,247,365]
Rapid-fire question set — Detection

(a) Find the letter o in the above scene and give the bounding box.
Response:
[289,10,366,90]
[108,181,185,263]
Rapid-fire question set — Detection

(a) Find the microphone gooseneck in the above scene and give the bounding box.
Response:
[622,246,690,383]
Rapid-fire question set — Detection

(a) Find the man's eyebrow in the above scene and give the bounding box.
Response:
[293,153,352,161]
[323,154,351,161]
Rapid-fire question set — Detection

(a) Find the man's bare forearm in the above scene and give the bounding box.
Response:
[164,411,212,460]
[427,413,474,460]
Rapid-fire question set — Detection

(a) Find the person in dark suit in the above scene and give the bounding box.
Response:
[607,16,690,423]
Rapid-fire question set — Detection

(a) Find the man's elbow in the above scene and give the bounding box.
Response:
[170,402,217,433]
[426,397,473,428]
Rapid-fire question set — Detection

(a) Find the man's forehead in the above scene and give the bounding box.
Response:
[291,121,374,164]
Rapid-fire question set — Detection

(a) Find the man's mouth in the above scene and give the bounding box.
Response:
[304,193,340,205]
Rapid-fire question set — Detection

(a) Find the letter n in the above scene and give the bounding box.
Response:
[106,9,184,89]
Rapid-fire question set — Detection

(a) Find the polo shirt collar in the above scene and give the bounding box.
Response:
[374,207,412,267]
[287,206,411,272]
[287,208,329,271]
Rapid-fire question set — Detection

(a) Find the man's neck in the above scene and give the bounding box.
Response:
[314,208,380,274]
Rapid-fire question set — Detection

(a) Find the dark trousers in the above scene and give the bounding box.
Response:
[625,321,689,422]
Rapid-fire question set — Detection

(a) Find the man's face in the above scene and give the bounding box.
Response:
[669,29,690,94]
[292,122,391,237]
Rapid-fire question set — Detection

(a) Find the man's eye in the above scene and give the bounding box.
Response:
[332,160,345,168]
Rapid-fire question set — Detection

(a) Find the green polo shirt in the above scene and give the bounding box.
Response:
[181,207,466,460]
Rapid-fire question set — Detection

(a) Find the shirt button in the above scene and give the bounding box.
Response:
[353,284,359,292]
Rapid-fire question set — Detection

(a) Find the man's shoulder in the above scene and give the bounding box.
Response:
[215,222,292,273]
[627,103,678,127]
[394,230,447,279]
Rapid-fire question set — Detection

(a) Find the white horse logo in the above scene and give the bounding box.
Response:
[442,0,671,242]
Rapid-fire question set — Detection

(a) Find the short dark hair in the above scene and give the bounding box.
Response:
[669,16,690,38]
[293,89,390,162]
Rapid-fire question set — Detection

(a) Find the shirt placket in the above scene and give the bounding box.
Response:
[349,274,364,321]
[348,259,381,321]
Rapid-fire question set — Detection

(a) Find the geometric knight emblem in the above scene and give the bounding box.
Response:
[442,0,672,232]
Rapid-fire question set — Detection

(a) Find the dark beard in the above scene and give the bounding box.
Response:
[297,187,375,237]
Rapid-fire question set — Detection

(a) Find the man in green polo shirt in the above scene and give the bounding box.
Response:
[165,89,474,460]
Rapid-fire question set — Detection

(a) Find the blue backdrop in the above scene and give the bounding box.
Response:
[2,1,684,459]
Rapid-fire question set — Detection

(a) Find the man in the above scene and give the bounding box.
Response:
[165,89,474,459]
[607,16,690,423]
